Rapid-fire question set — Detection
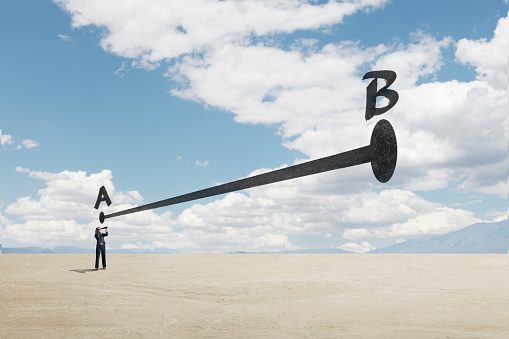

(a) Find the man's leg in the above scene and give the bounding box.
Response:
[95,246,100,269]
[101,245,106,268]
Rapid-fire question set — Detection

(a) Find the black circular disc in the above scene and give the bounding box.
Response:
[99,212,105,224]
[370,119,397,183]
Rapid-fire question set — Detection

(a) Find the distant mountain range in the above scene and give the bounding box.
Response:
[0,245,180,254]
[0,245,353,254]
[230,248,354,254]
[1,220,506,254]
[369,220,508,253]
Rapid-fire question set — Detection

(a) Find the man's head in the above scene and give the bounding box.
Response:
[96,227,100,233]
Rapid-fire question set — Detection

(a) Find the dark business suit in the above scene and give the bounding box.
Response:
[95,231,108,269]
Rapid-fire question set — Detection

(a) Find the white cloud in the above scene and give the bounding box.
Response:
[2,168,297,252]
[341,228,372,240]
[15,166,30,173]
[195,160,209,166]
[114,61,128,77]
[373,33,453,89]
[390,79,508,195]
[6,168,145,220]
[456,13,509,90]
[342,202,480,240]
[21,139,40,149]
[339,241,375,253]
[57,34,73,42]
[485,209,508,223]
[0,171,485,251]
[1,168,184,248]
[0,212,12,225]
[0,129,14,146]
[1,131,41,150]
[121,243,139,249]
[54,0,389,68]
[373,207,480,239]
[177,187,481,244]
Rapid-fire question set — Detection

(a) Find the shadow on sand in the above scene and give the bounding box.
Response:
[69,269,100,273]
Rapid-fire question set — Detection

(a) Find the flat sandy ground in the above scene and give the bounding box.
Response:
[1,254,507,338]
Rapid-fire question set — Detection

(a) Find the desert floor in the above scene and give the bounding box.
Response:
[1,254,507,338]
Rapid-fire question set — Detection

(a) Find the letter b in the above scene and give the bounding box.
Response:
[363,70,399,121]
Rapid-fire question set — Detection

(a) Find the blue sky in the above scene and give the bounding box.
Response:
[1,0,507,253]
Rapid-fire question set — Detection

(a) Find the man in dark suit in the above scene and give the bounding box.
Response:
[95,227,108,270]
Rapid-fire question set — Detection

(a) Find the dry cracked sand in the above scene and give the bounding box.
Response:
[1,254,508,338]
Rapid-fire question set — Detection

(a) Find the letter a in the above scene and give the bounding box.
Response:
[94,186,112,209]
[363,70,399,121]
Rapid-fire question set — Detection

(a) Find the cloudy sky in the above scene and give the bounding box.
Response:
[0,0,507,253]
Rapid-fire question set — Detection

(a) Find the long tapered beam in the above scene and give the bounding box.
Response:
[99,119,396,223]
